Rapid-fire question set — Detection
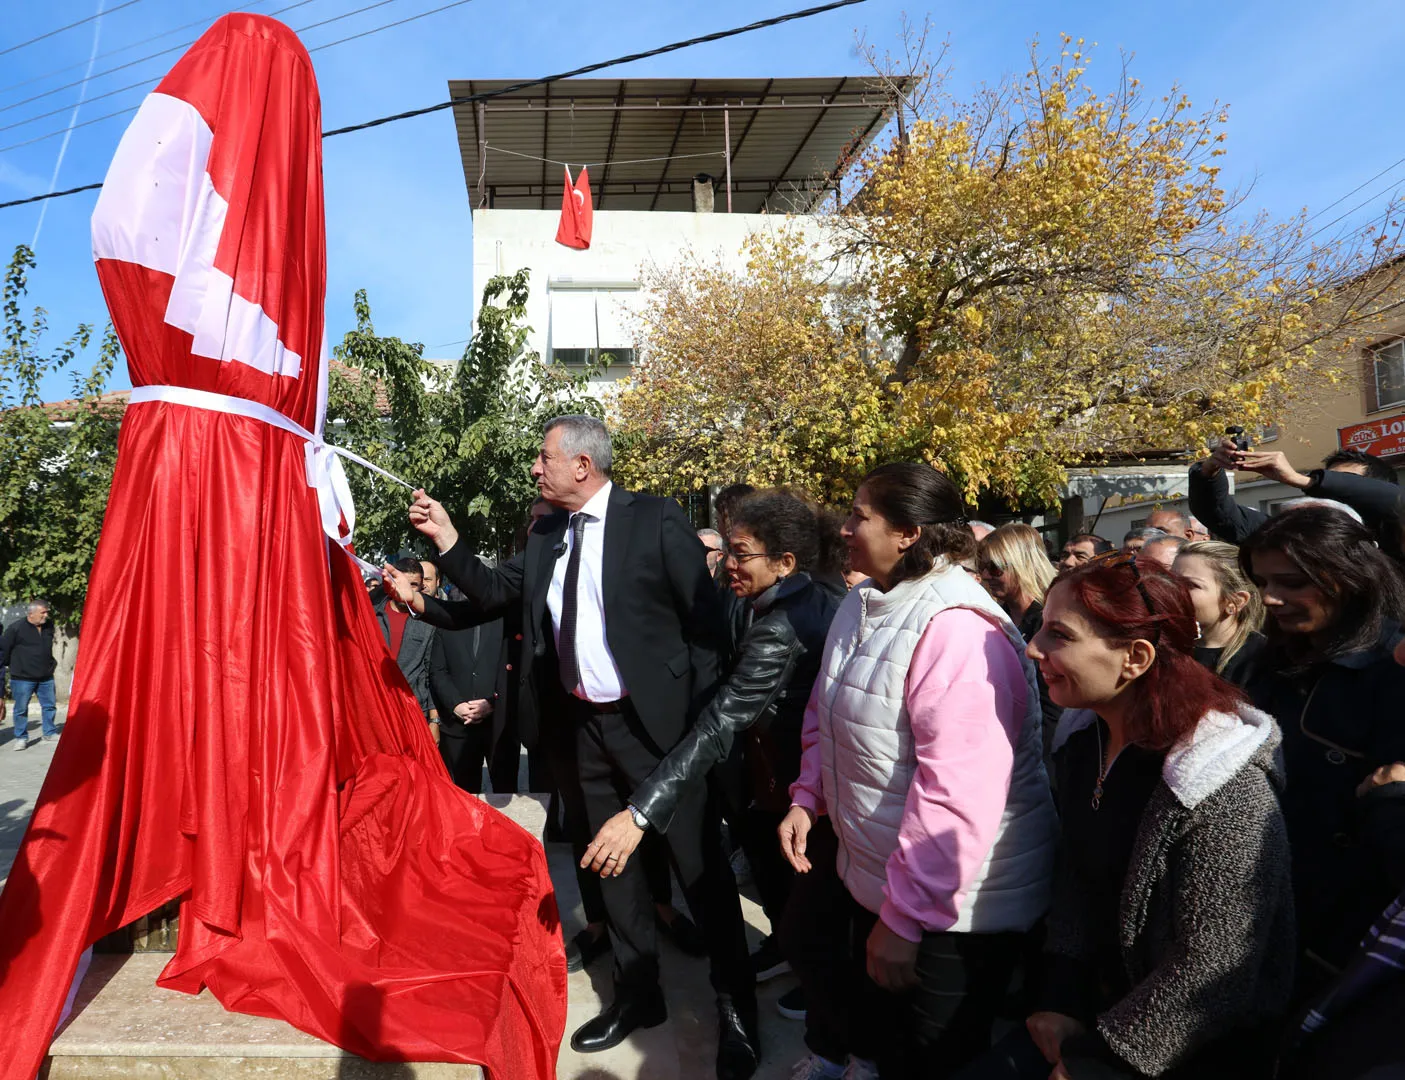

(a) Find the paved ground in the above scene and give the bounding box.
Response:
[2,702,809,1079]
[0,697,69,884]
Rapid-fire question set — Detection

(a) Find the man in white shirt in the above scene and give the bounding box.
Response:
[388,416,759,1079]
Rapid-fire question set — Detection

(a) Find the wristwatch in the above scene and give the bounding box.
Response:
[626,803,650,831]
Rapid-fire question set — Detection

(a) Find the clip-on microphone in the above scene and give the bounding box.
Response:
[552,539,569,558]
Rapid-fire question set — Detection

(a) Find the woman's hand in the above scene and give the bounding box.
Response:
[409,489,460,553]
[581,811,645,877]
[1026,1011,1086,1066]
[1358,761,1405,796]
[381,564,424,612]
[865,918,919,992]
[778,805,815,873]
[1049,1064,1072,1080]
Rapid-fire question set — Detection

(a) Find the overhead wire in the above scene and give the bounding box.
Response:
[0,0,277,97]
[0,0,334,118]
[0,0,868,210]
[0,0,437,145]
[0,0,144,59]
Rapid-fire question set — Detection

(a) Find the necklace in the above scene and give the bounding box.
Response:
[1092,721,1110,811]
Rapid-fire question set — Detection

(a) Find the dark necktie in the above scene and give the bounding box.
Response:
[557,512,588,695]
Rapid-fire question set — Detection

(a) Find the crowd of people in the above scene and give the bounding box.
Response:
[371,419,1405,1080]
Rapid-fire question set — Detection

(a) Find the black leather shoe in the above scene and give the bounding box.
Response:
[565,928,612,974]
[715,994,760,1080]
[656,910,708,957]
[569,992,668,1053]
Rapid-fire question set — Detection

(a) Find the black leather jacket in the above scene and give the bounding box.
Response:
[631,572,840,833]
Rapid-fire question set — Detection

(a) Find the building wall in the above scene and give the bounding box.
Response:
[471,208,838,402]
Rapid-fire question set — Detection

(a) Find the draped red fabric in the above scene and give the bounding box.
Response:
[0,16,565,1080]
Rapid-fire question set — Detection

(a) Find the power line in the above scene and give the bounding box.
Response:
[0,0,420,143]
[0,0,143,59]
[308,0,470,52]
[0,0,868,211]
[1304,153,1405,227]
[0,0,322,118]
[0,0,276,98]
[321,0,866,137]
[0,0,397,134]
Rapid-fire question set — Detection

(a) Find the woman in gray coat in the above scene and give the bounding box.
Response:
[960,554,1294,1080]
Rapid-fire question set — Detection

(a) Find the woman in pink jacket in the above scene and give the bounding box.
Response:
[778,463,1058,1080]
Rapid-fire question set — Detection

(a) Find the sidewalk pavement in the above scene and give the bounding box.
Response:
[0,698,69,885]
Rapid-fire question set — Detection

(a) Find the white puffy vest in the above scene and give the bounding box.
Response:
[815,561,1057,932]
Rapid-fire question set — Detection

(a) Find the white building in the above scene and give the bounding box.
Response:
[451,77,904,403]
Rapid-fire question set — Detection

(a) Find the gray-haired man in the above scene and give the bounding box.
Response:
[0,600,58,749]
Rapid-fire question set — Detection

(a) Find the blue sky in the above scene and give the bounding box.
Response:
[1,0,1403,401]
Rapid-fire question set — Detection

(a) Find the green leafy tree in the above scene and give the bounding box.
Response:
[0,245,124,623]
[327,269,602,561]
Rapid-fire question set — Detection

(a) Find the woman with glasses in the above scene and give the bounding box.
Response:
[977,524,1056,645]
[777,462,1058,1080]
[580,490,844,994]
[1239,507,1405,1004]
[960,554,1294,1080]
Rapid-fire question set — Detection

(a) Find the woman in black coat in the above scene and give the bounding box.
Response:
[580,491,842,945]
[1240,507,1405,997]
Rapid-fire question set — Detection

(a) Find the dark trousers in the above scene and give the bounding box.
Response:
[780,818,1022,1078]
[544,716,671,927]
[957,1024,1277,1080]
[737,805,793,931]
[439,721,520,795]
[1279,975,1405,1080]
[574,698,754,1001]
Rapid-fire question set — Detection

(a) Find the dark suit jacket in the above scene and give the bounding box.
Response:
[419,485,724,751]
[374,594,437,717]
[429,618,509,749]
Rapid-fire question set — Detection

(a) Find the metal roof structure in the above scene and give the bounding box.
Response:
[449,76,909,214]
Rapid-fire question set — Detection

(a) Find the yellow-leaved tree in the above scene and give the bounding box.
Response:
[612,230,899,504]
[614,31,1405,505]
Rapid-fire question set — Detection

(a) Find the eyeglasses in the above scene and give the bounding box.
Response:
[726,550,780,564]
[978,560,1004,576]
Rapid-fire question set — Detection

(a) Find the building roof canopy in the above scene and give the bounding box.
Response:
[449,76,907,214]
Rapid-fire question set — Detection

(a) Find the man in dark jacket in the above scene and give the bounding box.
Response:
[1190,442,1403,547]
[372,557,437,726]
[429,616,510,793]
[0,600,58,749]
[384,416,758,1077]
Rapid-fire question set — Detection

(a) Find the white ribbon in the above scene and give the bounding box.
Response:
[127,384,415,578]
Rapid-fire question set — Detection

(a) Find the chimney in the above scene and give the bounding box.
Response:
[692,173,715,213]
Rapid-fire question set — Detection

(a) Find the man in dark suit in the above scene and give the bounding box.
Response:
[372,557,438,729]
[428,615,512,793]
[383,416,758,1078]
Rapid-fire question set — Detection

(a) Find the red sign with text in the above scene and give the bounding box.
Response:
[1339,415,1405,458]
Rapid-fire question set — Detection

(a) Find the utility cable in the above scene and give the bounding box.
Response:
[0,0,143,59]
[0,0,276,97]
[307,0,472,52]
[0,0,324,117]
[0,0,868,210]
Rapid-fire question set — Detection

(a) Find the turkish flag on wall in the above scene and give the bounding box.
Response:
[556,165,593,249]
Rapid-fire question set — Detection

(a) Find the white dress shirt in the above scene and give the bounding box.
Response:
[547,481,627,702]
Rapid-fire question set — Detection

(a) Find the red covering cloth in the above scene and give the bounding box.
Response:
[0,15,565,1080]
[555,166,593,249]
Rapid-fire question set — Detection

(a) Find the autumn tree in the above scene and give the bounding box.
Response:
[0,245,124,623]
[617,32,1405,505]
[611,230,897,503]
[327,269,602,560]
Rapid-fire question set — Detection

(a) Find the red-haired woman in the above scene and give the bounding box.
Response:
[959,556,1295,1080]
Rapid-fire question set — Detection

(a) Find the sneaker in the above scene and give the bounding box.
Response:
[789,1053,845,1080]
[776,985,806,1021]
[12,737,24,752]
[842,1058,880,1080]
[751,935,791,981]
[42,734,55,743]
